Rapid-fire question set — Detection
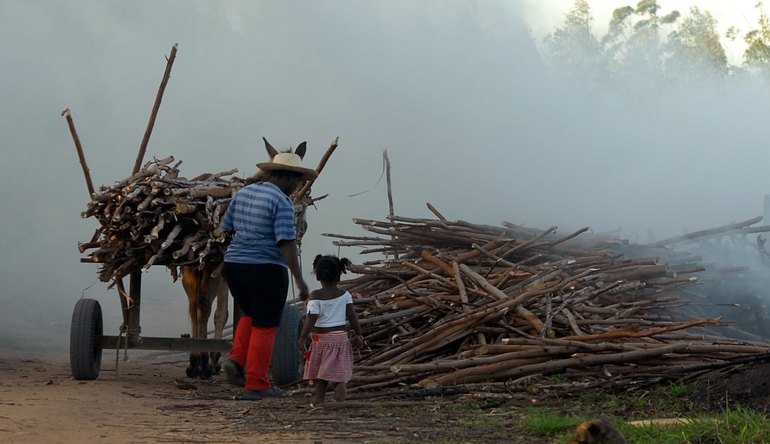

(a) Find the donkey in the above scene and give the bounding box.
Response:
[181,138,309,380]
[182,263,229,379]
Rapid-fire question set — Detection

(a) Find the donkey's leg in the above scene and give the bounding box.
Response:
[186,328,201,378]
[185,292,202,379]
[209,280,229,373]
[186,354,200,378]
[183,267,204,379]
[187,307,208,379]
[196,299,214,380]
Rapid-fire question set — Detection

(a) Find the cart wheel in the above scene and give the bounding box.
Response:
[70,298,103,380]
[271,304,303,386]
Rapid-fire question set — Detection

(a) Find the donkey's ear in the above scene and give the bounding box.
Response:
[295,141,307,159]
[262,137,279,159]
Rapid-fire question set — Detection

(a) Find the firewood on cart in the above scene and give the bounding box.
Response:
[79,135,341,288]
[79,157,244,283]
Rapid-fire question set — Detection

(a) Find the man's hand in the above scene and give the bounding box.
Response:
[297,280,309,301]
[278,240,309,300]
[351,334,364,349]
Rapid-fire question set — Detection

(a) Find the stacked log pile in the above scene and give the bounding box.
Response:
[79,156,245,282]
[323,213,770,390]
[617,216,770,341]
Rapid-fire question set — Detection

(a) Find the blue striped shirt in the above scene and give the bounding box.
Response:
[221,181,296,265]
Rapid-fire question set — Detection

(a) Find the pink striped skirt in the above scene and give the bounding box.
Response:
[303,332,353,383]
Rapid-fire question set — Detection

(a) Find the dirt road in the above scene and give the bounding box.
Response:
[0,349,544,444]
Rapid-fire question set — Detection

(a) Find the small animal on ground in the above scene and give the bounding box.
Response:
[566,419,627,444]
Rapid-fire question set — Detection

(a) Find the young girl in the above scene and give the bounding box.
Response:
[298,254,364,406]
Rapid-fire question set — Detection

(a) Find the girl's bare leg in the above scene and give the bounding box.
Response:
[333,383,347,402]
[313,380,328,405]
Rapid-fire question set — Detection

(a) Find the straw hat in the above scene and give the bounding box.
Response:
[257,152,317,178]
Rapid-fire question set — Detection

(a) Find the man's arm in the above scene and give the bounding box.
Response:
[220,194,236,233]
[278,239,309,300]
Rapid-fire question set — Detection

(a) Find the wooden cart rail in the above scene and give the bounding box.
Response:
[100,335,231,352]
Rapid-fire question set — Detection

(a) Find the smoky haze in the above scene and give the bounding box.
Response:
[2,1,769,354]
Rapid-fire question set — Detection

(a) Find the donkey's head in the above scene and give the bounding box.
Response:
[251,138,316,186]
[262,137,306,161]
[257,137,317,242]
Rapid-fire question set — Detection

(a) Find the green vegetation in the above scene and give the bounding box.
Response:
[518,403,770,444]
[389,380,768,443]
[516,383,770,443]
[521,408,578,436]
[545,0,770,83]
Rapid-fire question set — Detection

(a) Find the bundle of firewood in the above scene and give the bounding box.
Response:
[79,156,245,282]
[323,213,770,390]
[79,137,339,285]
[66,42,341,286]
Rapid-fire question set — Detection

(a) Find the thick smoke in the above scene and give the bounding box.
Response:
[2,1,769,354]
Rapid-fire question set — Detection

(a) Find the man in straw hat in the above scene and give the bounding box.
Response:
[220,139,317,399]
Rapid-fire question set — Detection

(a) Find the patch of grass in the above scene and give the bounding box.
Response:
[724,407,770,443]
[639,407,770,444]
[470,414,504,428]
[666,381,692,398]
[549,406,770,444]
[556,381,705,419]
[521,408,579,436]
[576,389,603,406]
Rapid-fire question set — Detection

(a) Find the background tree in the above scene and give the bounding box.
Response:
[743,1,770,75]
[666,6,728,81]
[544,0,770,85]
[601,0,680,90]
[544,0,608,86]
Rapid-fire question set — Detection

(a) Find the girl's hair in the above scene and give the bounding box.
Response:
[312,254,351,283]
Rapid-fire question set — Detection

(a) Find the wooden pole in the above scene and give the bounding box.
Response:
[132,43,178,174]
[295,136,339,200]
[129,42,177,347]
[384,150,395,220]
[384,150,397,259]
[648,216,762,247]
[61,108,96,197]
[426,202,447,221]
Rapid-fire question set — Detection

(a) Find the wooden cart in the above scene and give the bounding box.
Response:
[69,269,305,385]
[64,44,332,386]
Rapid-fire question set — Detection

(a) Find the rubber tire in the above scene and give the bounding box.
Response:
[270,304,303,386]
[70,298,103,380]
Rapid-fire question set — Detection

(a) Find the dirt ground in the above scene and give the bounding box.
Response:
[689,356,770,413]
[2,348,770,444]
[0,349,551,444]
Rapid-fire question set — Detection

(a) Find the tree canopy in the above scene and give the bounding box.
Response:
[545,0,768,83]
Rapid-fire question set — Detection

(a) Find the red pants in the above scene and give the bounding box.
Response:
[230,315,277,391]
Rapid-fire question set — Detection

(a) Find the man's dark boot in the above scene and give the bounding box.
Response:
[223,358,246,387]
